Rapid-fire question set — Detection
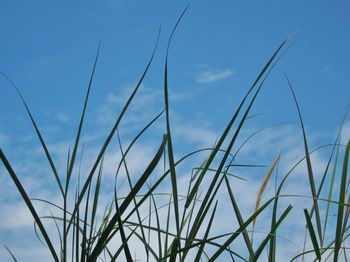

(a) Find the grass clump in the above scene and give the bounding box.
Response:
[1,9,350,262]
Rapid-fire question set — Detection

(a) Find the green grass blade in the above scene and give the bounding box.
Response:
[0,72,64,196]
[71,210,76,261]
[183,176,226,260]
[124,220,248,261]
[311,113,346,217]
[304,209,321,260]
[81,183,92,262]
[334,139,350,261]
[184,41,290,257]
[116,130,149,257]
[114,197,133,262]
[126,226,160,261]
[185,38,288,209]
[342,189,350,248]
[323,136,341,244]
[49,210,63,258]
[150,191,163,259]
[74,189,80,262]
[194,201,218,262]
[164,194,172,258]
[63,147,70,262]
[268,144,343,262]
[0,149,59,262]
[227,122,293,169]
[87,155,104,255]
[115,109,164,178]
[224,176,255,258]
[164,7,189,256]
[209,198,275,261]
[193,167,246,181]
[252,204,293,261]
[66,44,100,193]
[118,134,167,215]
[4,245,18,262]
[111,225,139,261]
[88,134,167,260]
[285,74,323,244]
[67,27,161,232]
[184,41,288,258]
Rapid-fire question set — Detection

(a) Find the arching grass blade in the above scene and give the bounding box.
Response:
[0,149,59,262]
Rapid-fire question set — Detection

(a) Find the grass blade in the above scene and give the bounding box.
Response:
[185,38,288,209]
[67,27,161,232]
[150,191,163,259]
[164,6,189,257]
[184,39,288,259]
[66,44,100,193]
[81,182,92,262]
[304,209,321,260]
[114,197,133,261]
[193,201,218,262]
[116,130,149,257]
[323,136,341,244]
[88,134,167,260]
[224,176,255,258]
[0,72,64,196]
[285,74,323,244]
[252,204,293,261]
[4,245,18,262]
[334,140,350,261]
[115,109,164,178]
[0,149,59,262]
[87,156,104,255]
[208,197,275,261]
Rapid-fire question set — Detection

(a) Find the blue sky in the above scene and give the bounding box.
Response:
[0,1,350,261]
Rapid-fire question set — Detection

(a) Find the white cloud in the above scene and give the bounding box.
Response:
[54,111,70,123]
[196,68,234,84]
[173,125,217,147]
[1,93,348,261]
[96,84,163,128]
[0,132,9,145]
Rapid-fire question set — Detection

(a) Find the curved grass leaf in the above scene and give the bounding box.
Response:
[207,198,275,261]
[224,176,255,258]
[304,209,321,260]
[4,245,17,262]
[0,149,59,262]
[252,204,293,261]
[193,201,218,262]
[285,74,323,244]
[163,6,189,257]
[334,139,350,261]
[88,134,167,260]
[67,27,161,232]
[0,72,64,196]
[184,39,289,259]
[66,44,100,194]
[116,130,149,257]
[185,37,288,210]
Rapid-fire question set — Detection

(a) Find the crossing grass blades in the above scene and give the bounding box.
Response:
[1,8,350,262]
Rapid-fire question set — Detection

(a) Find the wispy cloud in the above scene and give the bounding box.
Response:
[97,84,163,126]
[0,132,8,145]
[173,125,217,147]
[54,111,70,123]
[196,68,234,84]
[1,95,348,261]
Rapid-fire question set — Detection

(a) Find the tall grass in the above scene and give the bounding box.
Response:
[1,9,349,262]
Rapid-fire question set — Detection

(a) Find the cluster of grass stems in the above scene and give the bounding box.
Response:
[1,8,349,262]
